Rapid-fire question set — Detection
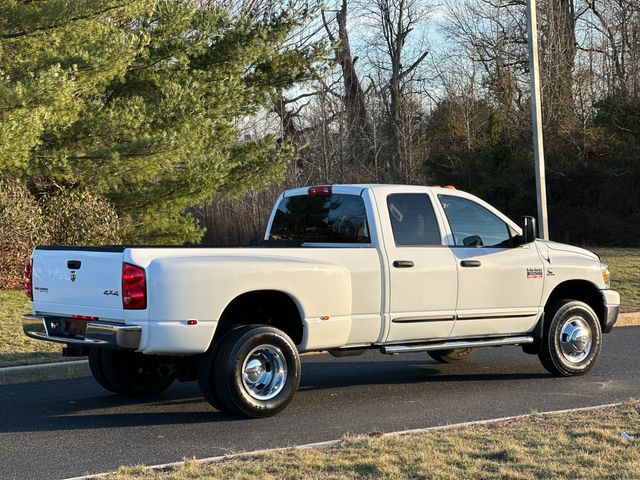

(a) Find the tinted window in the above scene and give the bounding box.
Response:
[269,195,307,241]
[439,195,511,248]
[387,194,441,246]
[270,194,370,243]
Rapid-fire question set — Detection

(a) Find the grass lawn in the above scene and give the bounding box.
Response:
[596,248,640,313]
[0,290,65,368]
[111,402,640,480]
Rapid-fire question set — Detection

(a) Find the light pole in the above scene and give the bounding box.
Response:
[525,0,549,240]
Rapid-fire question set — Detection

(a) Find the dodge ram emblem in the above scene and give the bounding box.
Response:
[70,271,77,282]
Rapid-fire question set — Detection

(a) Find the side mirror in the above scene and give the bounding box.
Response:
[463,235,484,247]
[520,216,537,244]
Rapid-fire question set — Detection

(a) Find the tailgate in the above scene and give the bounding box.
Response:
[32,247,126,320]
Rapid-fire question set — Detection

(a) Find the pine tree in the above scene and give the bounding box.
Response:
[0,0,324,243]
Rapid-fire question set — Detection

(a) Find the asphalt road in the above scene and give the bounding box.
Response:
[1,327,639,480]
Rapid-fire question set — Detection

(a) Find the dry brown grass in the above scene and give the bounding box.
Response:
[111,402,640,480]
[597,248,640,313]
[0,290,65,367]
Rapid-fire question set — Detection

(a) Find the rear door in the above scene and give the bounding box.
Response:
[32,247,126,321]
[381,192,458,342]
[436,194,544,338]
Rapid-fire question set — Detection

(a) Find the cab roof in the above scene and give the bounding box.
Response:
[283,184,460,197]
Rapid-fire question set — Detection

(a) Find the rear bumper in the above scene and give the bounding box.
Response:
[601,289,620,333]
[22,314,141,350]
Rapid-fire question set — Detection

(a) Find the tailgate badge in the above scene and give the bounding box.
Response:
[70,271,77,283]
[103,290,119,296]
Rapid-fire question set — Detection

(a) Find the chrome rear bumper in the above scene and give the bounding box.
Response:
[22,314,141,350]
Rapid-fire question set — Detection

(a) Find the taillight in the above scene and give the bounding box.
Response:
[122,263,146,310]
[25,259,33,300]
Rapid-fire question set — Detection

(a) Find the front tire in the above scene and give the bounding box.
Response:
[428,348,475,363]
[205,325,300,418]
[89,348,176,396]
[538,300,602,377]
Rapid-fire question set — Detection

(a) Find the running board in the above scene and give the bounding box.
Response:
[380,336,534,355]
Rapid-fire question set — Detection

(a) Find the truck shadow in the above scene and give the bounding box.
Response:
[0,357,550,434]
[298,359,549,392]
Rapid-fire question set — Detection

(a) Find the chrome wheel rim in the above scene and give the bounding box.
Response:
[559,316,592,363]
[241,344,287,401]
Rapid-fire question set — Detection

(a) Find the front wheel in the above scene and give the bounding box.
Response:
[428,348,475,363]
[538,300,602,377]
[202,325,300,418]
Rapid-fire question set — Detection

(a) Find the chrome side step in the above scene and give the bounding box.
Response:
[381,335,534,355]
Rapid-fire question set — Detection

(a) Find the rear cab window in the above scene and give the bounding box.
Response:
[387,194,442,246]
[269,193,371,244]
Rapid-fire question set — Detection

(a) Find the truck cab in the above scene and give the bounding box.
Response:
[23,184,620,418]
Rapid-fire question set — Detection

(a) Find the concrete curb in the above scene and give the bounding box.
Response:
[618,311,640,327]
[2,312,638,387]
[0,360,89,386]
[63,400,632,480]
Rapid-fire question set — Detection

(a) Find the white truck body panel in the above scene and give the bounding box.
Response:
[28,184,618,357]
[32,249,125,322]
[137,248,381,354]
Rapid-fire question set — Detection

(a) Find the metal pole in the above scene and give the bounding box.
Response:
[526,0,549,240]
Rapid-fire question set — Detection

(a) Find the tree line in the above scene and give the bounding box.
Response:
[0,0,323,246]
[1,0,639,257]
[200,0,640,247]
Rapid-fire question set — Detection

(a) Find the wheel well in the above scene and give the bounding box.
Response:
[214,290,304,345]
[544,280,605,327]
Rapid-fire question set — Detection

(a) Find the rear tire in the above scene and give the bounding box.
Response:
[428,348,475,363]
[538,300,602,377]
[197,326,253,413]
[89,348,176,396]
[88,348,118,393]
[207,325,300,418]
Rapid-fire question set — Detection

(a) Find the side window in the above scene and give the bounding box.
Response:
[305,194,370,243]
[439,195,511,248]
[387,194,442,246]
[269,193,370,243]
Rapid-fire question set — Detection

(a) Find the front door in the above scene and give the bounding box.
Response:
[437,194,544,338]
[382,192,458,343]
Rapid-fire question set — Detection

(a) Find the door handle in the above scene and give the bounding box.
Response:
[393,260,414,268]
[460,260,481,268]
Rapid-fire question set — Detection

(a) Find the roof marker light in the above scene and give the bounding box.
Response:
[308,185,332,196]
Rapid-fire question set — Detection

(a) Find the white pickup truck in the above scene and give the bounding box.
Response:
[23,184,620,417]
